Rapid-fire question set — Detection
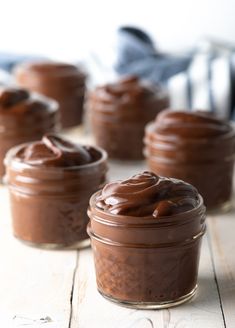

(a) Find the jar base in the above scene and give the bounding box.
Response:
[16,237,90,250]
[98,285,197,309]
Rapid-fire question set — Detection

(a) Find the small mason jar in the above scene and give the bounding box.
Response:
[15,61,86,128]
[88,76,169,160]
[87,191,206,309]
[144,110,235,210]
[5,144,107,249]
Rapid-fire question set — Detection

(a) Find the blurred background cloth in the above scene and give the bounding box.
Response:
[115,27,235,120]
[114,27,235,119]
[1,26,235,120]
[115,27,192,84]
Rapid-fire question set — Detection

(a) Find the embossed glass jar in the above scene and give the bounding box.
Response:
[15,61,86,128]
[144,113,235,210]
[88,76,169,160]
[87,191,206,309]
[5,144,107,249]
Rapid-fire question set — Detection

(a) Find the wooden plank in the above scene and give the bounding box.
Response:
[0,130,92,327]
[0,186,77,328]
[207,200,235,328]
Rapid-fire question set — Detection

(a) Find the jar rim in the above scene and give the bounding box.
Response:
[88,190,206,225]
[0,91,59,117]
[145,120,235,145]
[4,142,108,173]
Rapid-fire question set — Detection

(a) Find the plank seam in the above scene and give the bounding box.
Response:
[207,230,227,328]
[68,251,79,328]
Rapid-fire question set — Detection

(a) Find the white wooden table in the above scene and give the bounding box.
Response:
[0,130,235,328]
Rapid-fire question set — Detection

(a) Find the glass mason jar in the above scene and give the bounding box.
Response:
[91,118,151,160]
[144,121,235,210]
[0,92,59,179]
[15,61,86,128]
[5,145,107,249]
[88,76,169,160]
[87,191,206,309]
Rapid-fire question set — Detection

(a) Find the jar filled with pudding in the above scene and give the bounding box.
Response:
[0,86,59,179]
[5,134,107,249]
[144,110,235,210]
[88,171,206,309]
[14,61,86,128]
[88,76,169,160]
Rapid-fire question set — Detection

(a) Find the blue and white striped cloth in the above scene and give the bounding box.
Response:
[115,27,235,120]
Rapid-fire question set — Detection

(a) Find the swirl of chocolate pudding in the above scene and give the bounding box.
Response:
[89,76,169,159]
[15,61,86,128]
[87,171,206,308]
[0,86,59,178]
[97,171,199,217]
[5,134,107,249]
[144,110,235,209]
[19,134,93,167]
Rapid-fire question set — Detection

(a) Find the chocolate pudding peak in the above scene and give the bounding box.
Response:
[92,75,165,106]
[0,86,56,116]
[0,87,30,109]
[16,134,94,167]
[96,171,200,218]
[155,110,232,138]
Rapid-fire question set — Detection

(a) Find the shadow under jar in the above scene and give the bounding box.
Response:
[5,134,107,249]
[144,110,235,210]
[0,87,59,179]
[88,76,169,160]
[15,61,86,128]
[88,171,206,309]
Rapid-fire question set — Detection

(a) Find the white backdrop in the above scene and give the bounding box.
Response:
[0,0,235,60]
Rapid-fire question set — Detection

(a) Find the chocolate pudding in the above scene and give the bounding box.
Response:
[0,86,59,179]
[5,134,107,249]
[88,172,206,308]
[15,61,86,128]
[144,110,235,210]
[89,76,169,160]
